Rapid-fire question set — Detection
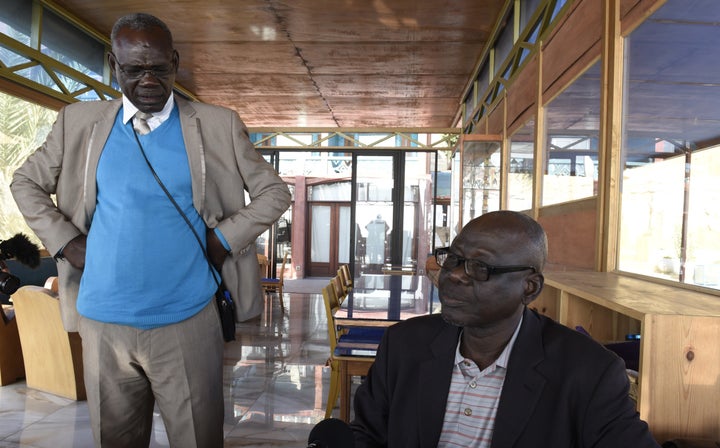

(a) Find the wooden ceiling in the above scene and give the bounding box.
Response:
[53,0,506,128]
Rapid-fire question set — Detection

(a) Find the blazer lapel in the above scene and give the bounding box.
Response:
[491,308,546,448]
[418,323,461,448]
[176,97,206,217]
[83,100,122,226]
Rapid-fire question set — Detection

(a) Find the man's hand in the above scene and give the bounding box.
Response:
[206,228,229,273]
[62,234,87,270]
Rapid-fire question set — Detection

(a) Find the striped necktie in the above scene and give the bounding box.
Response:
[133,111,153,135]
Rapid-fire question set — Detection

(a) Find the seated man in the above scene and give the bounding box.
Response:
[350,210,660,447]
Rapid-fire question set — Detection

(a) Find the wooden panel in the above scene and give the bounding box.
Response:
[561,293,641,342]
[541,0,602,103]
[506,54,538,132]
[640,314,720,442]
[544,270,720,440]
[563,293,618,342]
[0,309,25,386]
[621,0,666,36]
[486,97,505,135]
[545,271,720,319]
[12,286,85,400]
[50,0,506,128]
[538,198,597,270]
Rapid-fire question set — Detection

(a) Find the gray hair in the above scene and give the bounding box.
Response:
[111,13,173,47]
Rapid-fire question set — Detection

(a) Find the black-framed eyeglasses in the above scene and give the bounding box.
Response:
[434,247,536,282]
[110,53,175,79]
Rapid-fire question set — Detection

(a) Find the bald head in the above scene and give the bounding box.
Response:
[460,211,548,272]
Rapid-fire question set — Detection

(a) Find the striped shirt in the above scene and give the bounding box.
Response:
[437,317,523,448]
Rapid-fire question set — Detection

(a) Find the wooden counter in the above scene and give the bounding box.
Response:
[534,270,720,443]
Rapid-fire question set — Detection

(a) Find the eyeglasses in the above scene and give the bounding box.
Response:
[110,53,174,79]
[434,247,536,282]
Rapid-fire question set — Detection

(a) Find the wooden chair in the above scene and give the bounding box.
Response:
[261,251,289,313]
[321,281,385,420]
[0,304,25,386]
[321,283,342,418]
[256,254,269,278]
[331,275,347,305]
[339,264,353,293]
[12,285,85,400]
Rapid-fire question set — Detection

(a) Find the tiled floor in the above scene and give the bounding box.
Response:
[0,290,337,448]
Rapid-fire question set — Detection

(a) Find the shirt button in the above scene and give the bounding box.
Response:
[469,381,477,388]
[464,408,472,416]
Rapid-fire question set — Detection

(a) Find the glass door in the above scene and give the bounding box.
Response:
[307,179,352,276]
[354,154,396,276]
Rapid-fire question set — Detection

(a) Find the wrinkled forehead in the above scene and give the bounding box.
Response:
[452,217,526,256]
[112,26,173,55]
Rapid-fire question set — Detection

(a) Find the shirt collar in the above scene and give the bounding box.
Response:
[453,314,524,369]
[121,94,175,124]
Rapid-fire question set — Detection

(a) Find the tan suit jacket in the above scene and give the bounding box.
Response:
[11,97,291,331]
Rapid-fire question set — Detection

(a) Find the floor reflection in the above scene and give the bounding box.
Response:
[0,290,332,448]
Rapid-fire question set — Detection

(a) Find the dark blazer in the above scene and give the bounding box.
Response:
[351,308,660,448]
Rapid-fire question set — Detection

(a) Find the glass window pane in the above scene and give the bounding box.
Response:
[278,150,352,178]
[543,61,600,206]
[0,0,32,45]
[687,148,720,286]
[356,155,394,274]
[520,0,543,32]
[494,16,515,76]
[0,44,32,68]
[619,144,684,281]
[311,206,331,263]
[15,65,63,92]
[41,7,105,81]
[508,119,535,211]
[404,151,436,269]
[0,91,57,243]
[462,140,501,224]
[308,182,351,202]
[338,206,350,264]
[619,0,720,290]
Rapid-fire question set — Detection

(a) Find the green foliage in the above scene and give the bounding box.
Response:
[0,91,57,242]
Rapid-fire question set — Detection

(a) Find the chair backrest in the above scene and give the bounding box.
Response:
[260,252,289,283]
[339,265,353,290]
[11,285,85,399]
[257,254,269,278]
[335,268,348,295]
[331,275,346,304]
[321,283,340,352]
[277,251,289,284]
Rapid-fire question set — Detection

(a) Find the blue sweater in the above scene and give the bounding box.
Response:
[76,107,216,328]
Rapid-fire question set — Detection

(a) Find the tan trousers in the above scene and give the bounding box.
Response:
[78,299,224,448]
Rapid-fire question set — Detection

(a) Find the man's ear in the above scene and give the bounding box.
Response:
[107,52,117,78]
[522,272,544,306]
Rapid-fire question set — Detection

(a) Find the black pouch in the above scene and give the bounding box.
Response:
[215,288,236,342]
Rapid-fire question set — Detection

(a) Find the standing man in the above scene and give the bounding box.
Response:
[11,13,291,448]
[351,211,659,447]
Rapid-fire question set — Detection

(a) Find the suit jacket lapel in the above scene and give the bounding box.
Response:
[175,98,206,216]
[418,323,461,448]
[83,100,122,227]
[491,308,546,448]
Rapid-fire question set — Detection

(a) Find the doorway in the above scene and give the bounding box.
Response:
[307,202,351,276]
